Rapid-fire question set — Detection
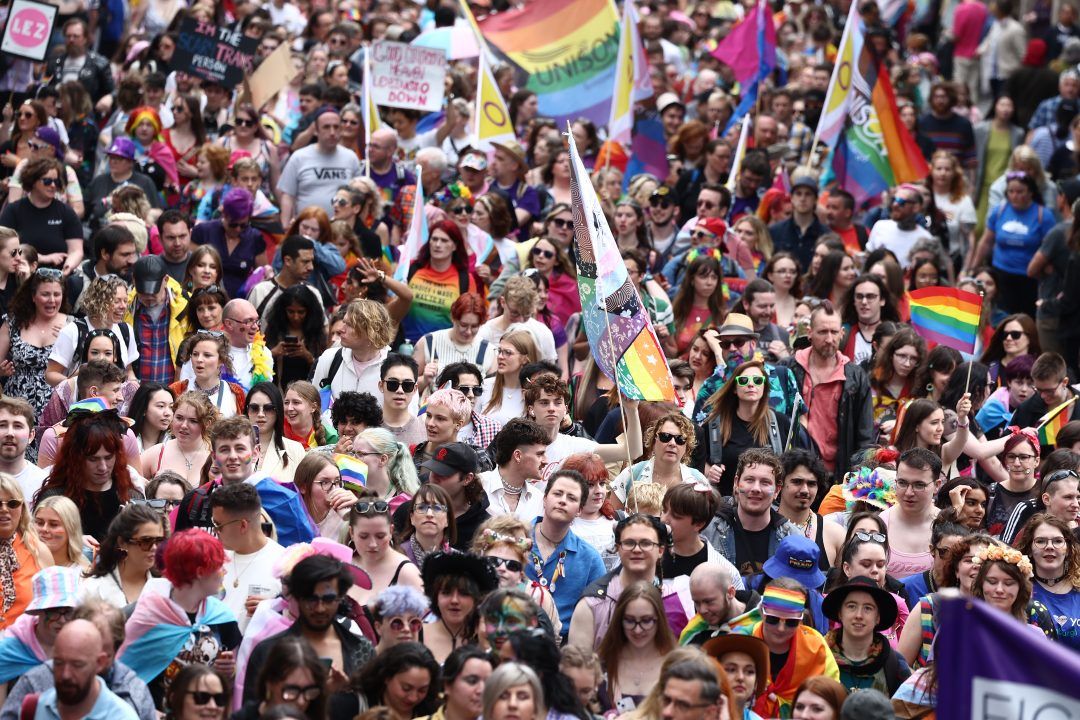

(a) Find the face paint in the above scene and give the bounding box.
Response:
[482,598,536,649]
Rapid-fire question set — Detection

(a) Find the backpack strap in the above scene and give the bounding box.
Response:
[19,692,38,720]
[255,283,281,317]
[474,339,488,366]
[767,410,783,454]
[458,266,469,294]
[320,348,345,389]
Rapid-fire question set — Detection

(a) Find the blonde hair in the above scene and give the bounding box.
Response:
[357,427,420,495]
[174,391,221,443]
[426,388,472,426]
[33,496,89,569]
[483,330,539,415]
[626,482,665,515]
[1008,145,1049,189]
[502,276,539,318]
[286,381,327,446]
[81,275,129,326]
[733,215,773,261]
[471,515,533,559]
[344,299,393,349]
[0,473,42,551]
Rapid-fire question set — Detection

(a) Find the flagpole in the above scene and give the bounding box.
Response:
[803,1,858,174]
[963,289,984,396]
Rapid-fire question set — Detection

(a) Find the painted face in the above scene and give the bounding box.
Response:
[482,597,537,651]
[211,435,257,484]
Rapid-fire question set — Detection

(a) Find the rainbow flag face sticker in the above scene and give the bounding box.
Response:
[335,454,368,494]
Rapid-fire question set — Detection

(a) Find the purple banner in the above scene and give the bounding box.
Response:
[937,594,1080,717]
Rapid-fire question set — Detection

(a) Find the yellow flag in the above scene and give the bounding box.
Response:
[607,3,635,145]
[474,52,516,150]
[363,52,381,141]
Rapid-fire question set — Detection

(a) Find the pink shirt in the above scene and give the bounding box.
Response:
[953,1,989,58]
[795,347,848,470]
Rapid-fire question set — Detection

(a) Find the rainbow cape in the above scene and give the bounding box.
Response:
[1039,397,1077,447]
[750,621,840,718]
[336,454,368,493]
[568,127,676,402]
[0,615,46,683]
[118,592,235,683]
[908,286,982,354]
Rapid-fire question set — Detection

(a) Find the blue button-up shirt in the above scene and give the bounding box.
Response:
[525,518,606,637]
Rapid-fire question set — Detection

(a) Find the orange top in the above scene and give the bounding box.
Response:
[0,534,42,629]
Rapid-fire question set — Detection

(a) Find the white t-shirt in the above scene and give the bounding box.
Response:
[479,383,524,426]
[865,220,933,268]
[48,320,139,375]
[934,192,977,256]
[544,433,598,470]
[13,463,47,503]
[222,539,286,632]
[571,516,616,556]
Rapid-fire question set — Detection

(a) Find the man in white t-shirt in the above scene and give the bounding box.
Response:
[477,276,557,363]
[210,482,285,632]
[865,185,933,268]
[277,107,362,226]
[0,397,47,500]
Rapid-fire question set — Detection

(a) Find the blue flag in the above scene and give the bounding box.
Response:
[936,594,1080,717]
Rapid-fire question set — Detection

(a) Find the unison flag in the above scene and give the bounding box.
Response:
[568,126,676,402]
[814,2,928,204]
[937,594,1080,717]
[474,0,619,127]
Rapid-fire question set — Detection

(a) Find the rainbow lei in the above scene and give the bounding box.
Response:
[251,332,272,386]
[841,466,897,510]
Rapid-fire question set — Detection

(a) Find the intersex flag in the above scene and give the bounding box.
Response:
[474,51,515,150]
[711,0,776,131]
[568,126,676,402]
[814,1,928,204]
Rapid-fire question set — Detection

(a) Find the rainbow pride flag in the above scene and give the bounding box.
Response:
[335,454,368,493]
[908,286,982,354]
[569,125,676,402]
[474,0,619,126]
[814,2,929,204]
[1039,397,1077,447]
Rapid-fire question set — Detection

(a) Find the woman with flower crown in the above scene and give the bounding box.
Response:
[970,541,1057,638]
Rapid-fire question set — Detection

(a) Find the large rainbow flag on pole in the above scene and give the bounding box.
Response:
[1039,397,1077,447]
[812,1,928,204]
[908,286,982,354]
[568,124,676,402]
[472,0,619,127]
[711,0,776,133]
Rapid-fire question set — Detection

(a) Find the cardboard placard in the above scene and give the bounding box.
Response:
[0,0,57,62]
[246,41,298,110]
[370,40,446,113]
[171,17,257,89]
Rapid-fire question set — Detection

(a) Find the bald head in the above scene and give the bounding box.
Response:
[690,562,733,592]
[53,620,108,707]
[690,563,735,627]
[223,299,259,347]
[371,128,397,148]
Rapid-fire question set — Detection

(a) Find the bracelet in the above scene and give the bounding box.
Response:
[376,270,386,284]
[957,418,969,428]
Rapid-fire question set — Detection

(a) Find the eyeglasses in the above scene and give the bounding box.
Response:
[225,317,259,327]
[455,385,484,397]
[531,247,556,259]
[0,499,21,510]
[211,517,243,533]
[496,348,519,357]
[35,268,62,280]
[896,479,932,491]
[894,352,920,365]
[299,592,340,607]
[764,615,801,628]
[1033,536,1068,548]
[248,403,276,414]
[622,616,658,631]
[656,431,686,445]
[415,502,447,515]
[353,501,390,515]
[736,375,765,387]
[1006,453,1037,463]
[282,685,322,702]
[649,196,673,209]
[853,530,886,543]
[235,118,256,127]
[691,230,717,241]
[41,606,74,622]
[451,205,474,216]
[127,535,165,551]
[40,177,59,187]
[388,616,424,633]
[854,293,880,302]
[487,556,524,573]
[618,539,660,551]
[314,478,343,491]
[188,691,227,707]
[1003,330,1025,340]
[383,379,416,393]
[550,218,573,229]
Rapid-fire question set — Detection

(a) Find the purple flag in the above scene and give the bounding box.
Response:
[937,594,1080,717]
[710,0,776,86]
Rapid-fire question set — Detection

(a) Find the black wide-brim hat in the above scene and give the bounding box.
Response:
[821,575,898,632]
[420,551,500,608]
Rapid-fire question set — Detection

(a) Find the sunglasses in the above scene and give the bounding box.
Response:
[332,197,351,206]
[27,141,49,151]
[18,111,34,119]
[649,196,673,208]
[40,177,59,187]
[531,247,556,259]
[487,556,524,573]
[388,617,424,633]
[764,615,801,628]
[550,218,573,229]
[691,230,717,241]
[224,219,251,231]
[353,501,390,515]
[0,499,21,510]
[196,329,224,338]
[383,379,416,393]
[456,385,484,397]
[234,118,256,127]
[192,284,224,296]
[127,535,165,551]
[188,691,227,707]
[133,498,179,511]
[172,105,185,113]
[853,530,886,543]
[1003,330,1025,340]
[718,337,752,350]
[452,205,474,216]
[300,592,340,606]
[656,431,686,445]
[248,402,276,414]
[35,268,62,279]
[282,685,322,702]
[891,197,911,207]
[736,375,765,386]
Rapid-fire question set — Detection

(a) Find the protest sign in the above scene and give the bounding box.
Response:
[370,40,446,113]
[937,593,1080,718]
[0,0,57,62]
[172,17,257,89]
[246,42,298,111]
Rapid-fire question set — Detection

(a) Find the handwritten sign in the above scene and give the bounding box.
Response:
[171,17,257,89]
[0,0,57,62]
[370,40,447,113]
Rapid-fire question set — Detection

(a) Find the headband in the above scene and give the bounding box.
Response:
[761,586,806,619]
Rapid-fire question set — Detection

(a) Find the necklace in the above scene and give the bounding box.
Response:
[537,524,566,548]
[791,513,815,539]
[440,618,464,649]
[176,440,198,471]
[501,477,523,496]
[233,553,253,589]
[1036,571,1067,586]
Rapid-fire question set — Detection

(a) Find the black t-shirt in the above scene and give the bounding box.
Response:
[988,485,1040,537]
[737,525,773,577]
[84,171,162,232]
[39,485,121,542]
[148,612,242,707]
[662,541,709,579]
[769,651,789,681]
[0,198,82,257]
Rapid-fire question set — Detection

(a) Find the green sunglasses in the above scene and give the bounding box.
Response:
[736,375,765,387]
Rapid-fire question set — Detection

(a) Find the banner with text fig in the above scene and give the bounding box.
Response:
[171,17,257,90]
[370,40,447,113]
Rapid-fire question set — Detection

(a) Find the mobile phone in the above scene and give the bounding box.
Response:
[319,657,333,669]
[285,335,299,344]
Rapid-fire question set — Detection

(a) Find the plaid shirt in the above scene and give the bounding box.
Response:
[787,120,814,166]
[471,411,502,449]
[135,305,173,384]
[1031,95,1064,131]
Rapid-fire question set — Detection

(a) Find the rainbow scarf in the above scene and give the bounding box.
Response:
[750,621,840,719]
[0,615,45,683]
[118,591,235,683]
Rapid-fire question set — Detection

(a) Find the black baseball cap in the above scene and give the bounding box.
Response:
[421,442,479,476]
[133,255,167,294]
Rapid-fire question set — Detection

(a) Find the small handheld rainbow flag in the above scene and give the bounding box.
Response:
[1038,397,1077,447]
[908,286,982,354]
[335,454,368,494]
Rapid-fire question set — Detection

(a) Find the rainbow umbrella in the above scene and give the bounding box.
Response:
[413,24,480,60]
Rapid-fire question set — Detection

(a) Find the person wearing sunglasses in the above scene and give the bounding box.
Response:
[191,187,268,301]
[746,580,839,718]
[6,127,84,218]
[0,156,83,276]
[167,663,232,720]
[610,412,700,509]
[521,237,580,328]
[370,585,430,654]
[865,184,932,273]
[377,353,426,446]
[81,502,164,609]
[980,313,1040,387]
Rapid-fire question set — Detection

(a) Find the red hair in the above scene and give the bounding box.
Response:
[287,206,333,243]
[163,529,225,586]
[36,417,134,506]
[560,452,617,519]
[416,219,470,272]
[450,292,488,323]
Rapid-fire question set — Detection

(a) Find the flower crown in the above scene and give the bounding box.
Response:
[479,529,532,553]
[842,466,897,510]
[972,544,1034,579]
[436,182,474,207]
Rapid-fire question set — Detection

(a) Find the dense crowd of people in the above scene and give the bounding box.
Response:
[0,0,1079,718]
